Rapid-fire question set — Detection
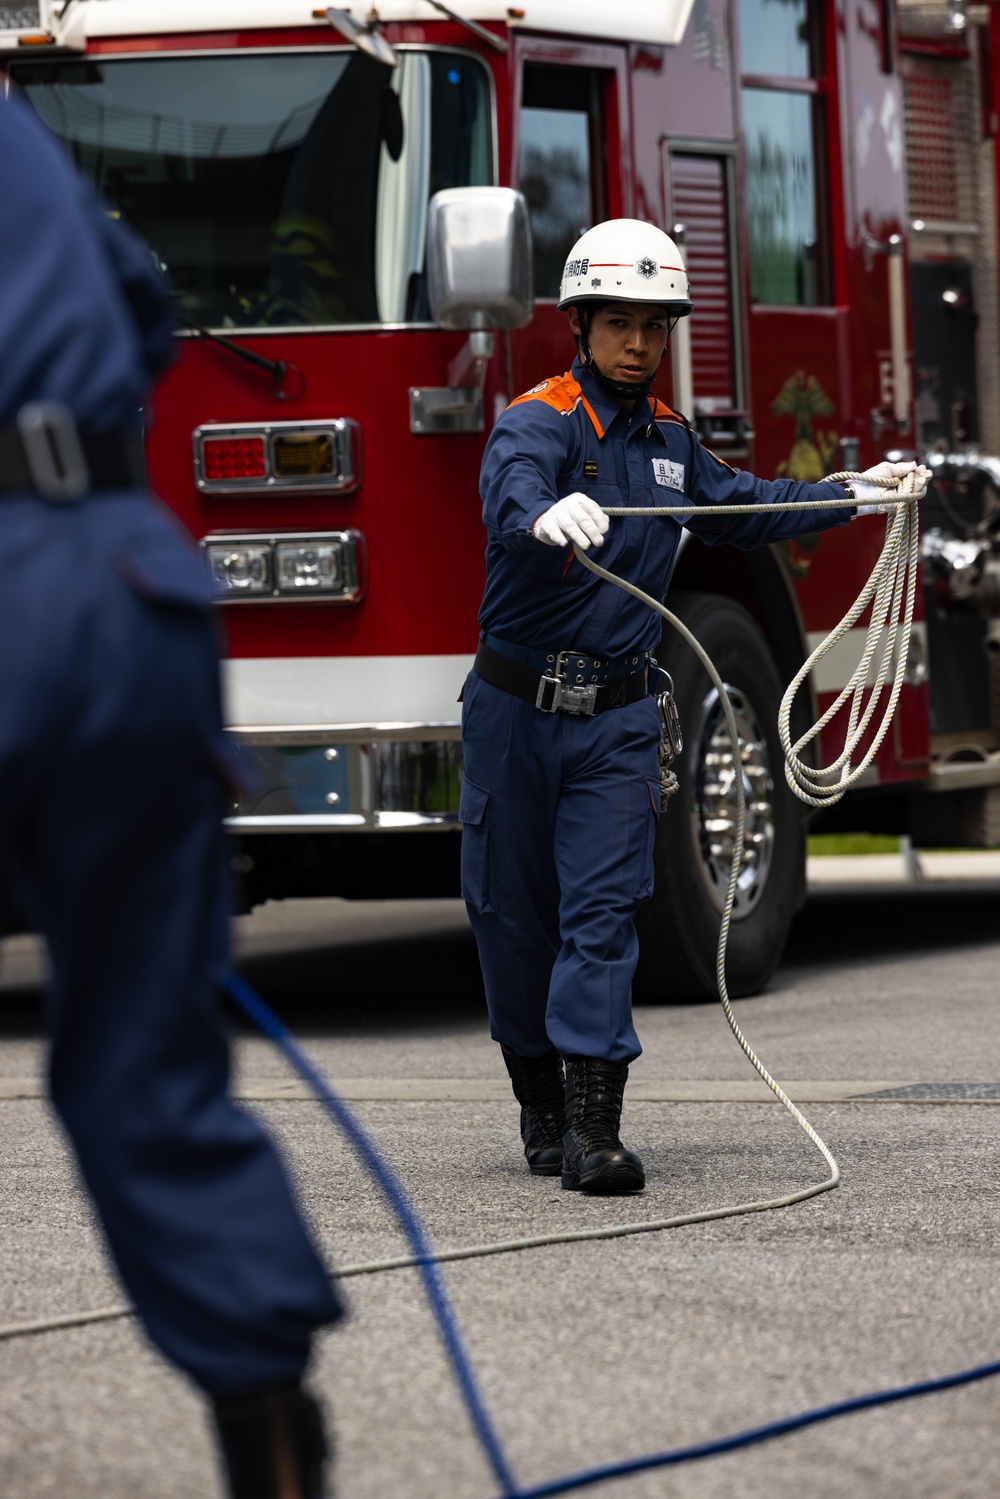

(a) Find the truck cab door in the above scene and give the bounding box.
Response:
[509,40,631,390]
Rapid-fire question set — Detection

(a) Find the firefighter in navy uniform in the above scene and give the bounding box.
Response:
[0,88,341,1497]
[462,218,925,1195]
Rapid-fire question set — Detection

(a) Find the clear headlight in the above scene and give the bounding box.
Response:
[275,541,343,593]
[201,531,364,604]
[205,543,273,595]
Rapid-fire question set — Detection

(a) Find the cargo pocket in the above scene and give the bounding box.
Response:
[631,777,661,901]
[112,524,213,611]
[459,776,496,914]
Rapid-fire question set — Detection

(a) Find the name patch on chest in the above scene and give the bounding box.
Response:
[651,458,686,492]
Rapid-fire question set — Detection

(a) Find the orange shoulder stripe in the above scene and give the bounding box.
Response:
[508,371,584,415]
[508,371,606,437]
[704,445,737,474]
[652,398,685,424]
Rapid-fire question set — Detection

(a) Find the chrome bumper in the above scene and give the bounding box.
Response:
[224,726,463,833]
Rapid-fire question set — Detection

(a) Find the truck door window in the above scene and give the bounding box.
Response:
[9,50,492,330]
[519,64,607,298]
[738,0,829,307]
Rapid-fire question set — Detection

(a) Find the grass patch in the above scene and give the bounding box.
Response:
[807,833,900,856]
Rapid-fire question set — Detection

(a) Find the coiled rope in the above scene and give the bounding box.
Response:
[597,471,923,806]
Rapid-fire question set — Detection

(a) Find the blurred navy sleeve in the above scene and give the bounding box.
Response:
[0,88,175,426]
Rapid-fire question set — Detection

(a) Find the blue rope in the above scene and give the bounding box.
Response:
[511,1356,1000,1496]
[225,972,1000,1499]
[224,971,520,1498]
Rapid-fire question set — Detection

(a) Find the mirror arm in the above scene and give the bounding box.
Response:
[447,330,495,388]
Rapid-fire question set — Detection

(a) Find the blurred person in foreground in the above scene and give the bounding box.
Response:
[0,83,341,1499]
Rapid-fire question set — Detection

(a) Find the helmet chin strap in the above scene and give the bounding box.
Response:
[576,304,681,405]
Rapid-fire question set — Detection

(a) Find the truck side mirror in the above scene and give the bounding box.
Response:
[426,187,533,331]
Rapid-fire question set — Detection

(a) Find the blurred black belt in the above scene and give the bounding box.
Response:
[0,404,145,500]
[474,639,649,716]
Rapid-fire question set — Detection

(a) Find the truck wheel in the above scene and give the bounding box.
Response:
[633,591,805,1003]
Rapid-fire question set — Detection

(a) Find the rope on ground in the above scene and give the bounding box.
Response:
[509,1355,1000,1498]
[0,475,923,1338]
[0,1304,132,1341]
[15,473,993,1499]
[225,969,519,1498]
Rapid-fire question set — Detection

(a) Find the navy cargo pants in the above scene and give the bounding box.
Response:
[460,669,661,1064]
[0,493,341,1395]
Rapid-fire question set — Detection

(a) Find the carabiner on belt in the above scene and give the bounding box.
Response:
[650,661,683,809]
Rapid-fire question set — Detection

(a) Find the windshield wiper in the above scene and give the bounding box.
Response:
[322,2,508,63]
[421,0,508,53]
[179,320,302,399]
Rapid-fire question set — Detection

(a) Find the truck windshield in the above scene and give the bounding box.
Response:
[11,49,492,329]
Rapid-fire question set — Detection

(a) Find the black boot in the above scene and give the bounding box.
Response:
[562,1057,644,1194]
[501,1045,566,1175]
[212,1383,330,1499]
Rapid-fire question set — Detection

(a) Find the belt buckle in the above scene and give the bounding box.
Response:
[535,674,562,712]
[557,682,598,715]
[535,651,598,715]
[17,402,89,502]
[535,649,566,712]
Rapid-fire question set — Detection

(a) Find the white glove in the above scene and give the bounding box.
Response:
[532,492,609,550]
[849,460,932,515]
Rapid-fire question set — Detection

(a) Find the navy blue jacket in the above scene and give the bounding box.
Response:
[0,88,175,428]
[478,358,852,657]
[0,89,211,606]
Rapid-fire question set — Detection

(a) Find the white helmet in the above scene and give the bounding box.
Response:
[556,218,692,315]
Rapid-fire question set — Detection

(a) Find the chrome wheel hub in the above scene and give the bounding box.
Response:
[690,684,776,920]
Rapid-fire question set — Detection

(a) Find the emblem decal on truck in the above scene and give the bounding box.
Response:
[771,370,839,483]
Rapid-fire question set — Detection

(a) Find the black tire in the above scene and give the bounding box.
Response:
[633,591,806,1003]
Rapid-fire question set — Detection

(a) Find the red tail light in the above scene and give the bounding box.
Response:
[193,421,360,493]
[201,435,267,481]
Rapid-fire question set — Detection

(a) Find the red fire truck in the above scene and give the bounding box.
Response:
[3,0,999,999]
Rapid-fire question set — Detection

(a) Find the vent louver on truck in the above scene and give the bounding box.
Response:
[671,154,736,411]
[669,152,752,452]
[902,56,978,239]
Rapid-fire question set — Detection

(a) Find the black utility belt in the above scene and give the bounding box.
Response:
[0,405,145,500]
[474,640,648,716]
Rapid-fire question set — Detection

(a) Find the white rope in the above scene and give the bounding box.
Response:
[571,554,840,1202]
[569,469,923,1209]
[776,475,921,807]
[599,471,923,809]
[0,475,922,1343]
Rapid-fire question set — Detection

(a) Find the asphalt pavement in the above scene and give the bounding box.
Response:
[1,858,999,1498]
